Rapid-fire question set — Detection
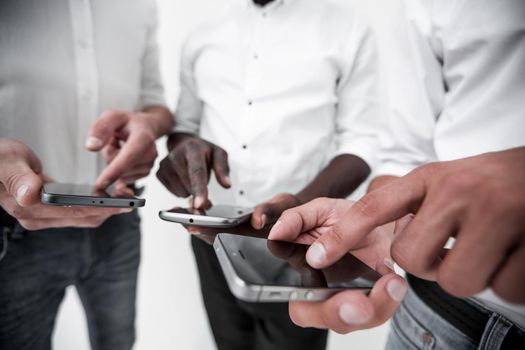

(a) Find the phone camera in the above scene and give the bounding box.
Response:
[129,202,135,207]
[189,218,194,224]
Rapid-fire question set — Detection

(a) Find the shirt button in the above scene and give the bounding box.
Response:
[239,190,244,196]
[248,100,253,106]
[242,144,247,150]
[253,54,259,60]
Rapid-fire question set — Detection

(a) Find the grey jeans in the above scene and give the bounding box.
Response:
[0,211,141,350]
[386,287,524,350]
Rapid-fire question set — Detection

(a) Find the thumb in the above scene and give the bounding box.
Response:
[0,156,43,208]
[86,110,129,151]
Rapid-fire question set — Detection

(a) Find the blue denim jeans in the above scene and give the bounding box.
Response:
[386,287,524,350]
[0,211,141,350]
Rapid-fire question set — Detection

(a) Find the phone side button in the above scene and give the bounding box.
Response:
[289,291,299,300]
[305,291,315,300]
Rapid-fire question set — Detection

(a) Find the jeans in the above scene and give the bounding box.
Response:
[0,211,141,350]
[191,236,328,350]
[386,286,525,350]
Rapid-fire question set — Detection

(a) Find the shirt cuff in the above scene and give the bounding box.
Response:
[375,162,418,178]
[335,140,378,170]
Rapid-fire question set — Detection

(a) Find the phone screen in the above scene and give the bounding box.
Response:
[168,205,253,219]
[43,183,137,199]
[219,234,381,289]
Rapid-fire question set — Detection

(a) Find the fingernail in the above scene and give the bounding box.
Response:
[386,279,408,303]
[85,137,103,149]
[224,176,232,186]
[260,214,267,227]
[16,185,29,204]
[339,304,371,326]
[384,258,396,272]
[307,242,327,268]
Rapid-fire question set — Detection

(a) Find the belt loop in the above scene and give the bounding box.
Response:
[478,314,512,350]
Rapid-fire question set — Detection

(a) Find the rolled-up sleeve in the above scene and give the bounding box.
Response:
[138,3,166,110]
[375,0,443,177]
[173,34,203,134]
[334,19,381,169]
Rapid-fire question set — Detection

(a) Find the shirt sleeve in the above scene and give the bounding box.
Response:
[138,3,167,110]
[172,33,203,134]
[375,0,445,177]
[333,16,381,170]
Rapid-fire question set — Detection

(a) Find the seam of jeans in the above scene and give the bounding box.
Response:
[478,314,512,350]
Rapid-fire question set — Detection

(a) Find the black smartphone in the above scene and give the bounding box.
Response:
[214,233,382,302]
[41,183,145,208]
[159,205,254,228]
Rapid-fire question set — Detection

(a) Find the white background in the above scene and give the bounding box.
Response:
[53,0,391,349]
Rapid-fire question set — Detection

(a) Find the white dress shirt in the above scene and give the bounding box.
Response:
[377,0,525,327]
[0,0,165,184]
[175,0,380,206]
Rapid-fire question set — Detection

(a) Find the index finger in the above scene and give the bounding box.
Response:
[185,150,209,208]
[95,130,153,188]
[307,169,428,269]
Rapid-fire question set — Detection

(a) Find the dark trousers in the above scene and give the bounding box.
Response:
[0,211,141,350]
[191,236,328,350]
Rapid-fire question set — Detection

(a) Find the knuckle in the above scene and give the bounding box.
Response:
[390,239,415,272]
[436,267,472,298]
[351,196,379,221]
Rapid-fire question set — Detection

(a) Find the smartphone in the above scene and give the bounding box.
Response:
[159,205,253,228]
[214,233,382,302]
[41,183,145,208]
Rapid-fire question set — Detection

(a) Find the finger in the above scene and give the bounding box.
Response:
[251,203,270,230]
[95,133,157,188]
[252,194,301,230]
[268,198,337,241]
[185,149,209,209]
[289,274,407,334]
[157,156,191,197]
[0,154,43,208]
[491,245,525,304]
[18,214,118,231]
[306,170,429,269]
[211,147,231,188]
[86,110,129,151]
[436,217,510,298]
[157,164,190,198]
[393,214,414,236]
[28,204,129,220]
[390,192,458,280]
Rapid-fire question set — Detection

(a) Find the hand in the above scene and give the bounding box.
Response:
[156,133,231,209]
[0,138,130,230]
[86,109,159,188]
[269,198,407,333]
[251,193,302,230]
[293,147,525,303]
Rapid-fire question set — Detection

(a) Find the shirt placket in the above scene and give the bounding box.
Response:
[69,0,99,183]
[235,7,269,203]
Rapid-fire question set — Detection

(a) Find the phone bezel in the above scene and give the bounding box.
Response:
[214,233,373,302]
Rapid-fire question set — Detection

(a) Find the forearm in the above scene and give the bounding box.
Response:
[142,105,174,138]
[368,175,399,193]
[296,154,370,204]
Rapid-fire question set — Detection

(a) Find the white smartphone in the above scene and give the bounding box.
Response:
[159,205,254,228]
[214,233,382,302]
